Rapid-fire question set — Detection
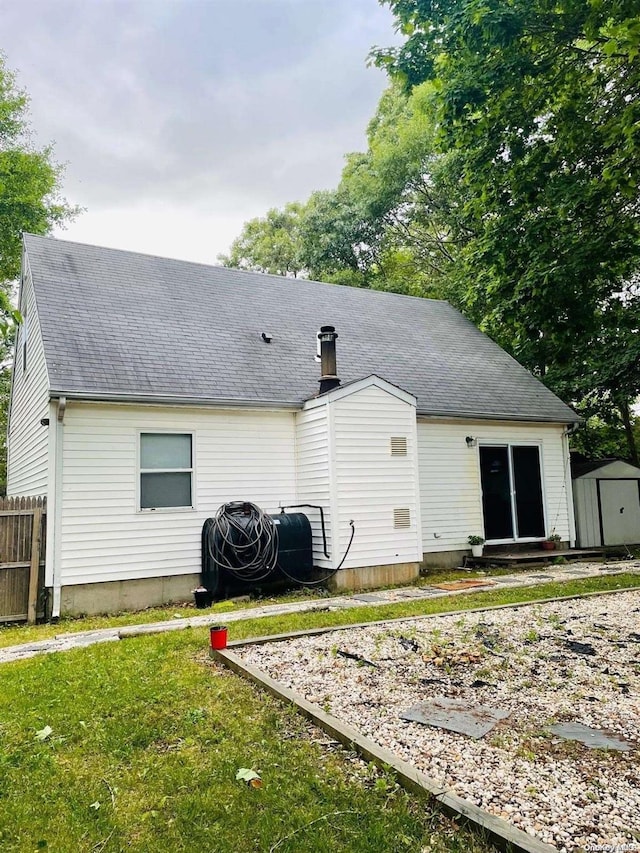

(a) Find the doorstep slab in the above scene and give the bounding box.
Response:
[350,593,391,603]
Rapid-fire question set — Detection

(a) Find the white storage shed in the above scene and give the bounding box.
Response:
[572,460,640,548]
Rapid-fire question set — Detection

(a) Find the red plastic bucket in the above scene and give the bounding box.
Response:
[209,625,228,650]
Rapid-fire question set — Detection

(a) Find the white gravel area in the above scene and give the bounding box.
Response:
[238,591,640,851]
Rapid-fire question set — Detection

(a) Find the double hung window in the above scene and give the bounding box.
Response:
[139,433,193,510]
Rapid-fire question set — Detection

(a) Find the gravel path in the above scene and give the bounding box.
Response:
[239,590,640,851]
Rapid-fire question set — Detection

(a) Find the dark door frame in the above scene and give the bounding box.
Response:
[479,442,547,543]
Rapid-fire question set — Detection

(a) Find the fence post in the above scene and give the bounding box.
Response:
[27,505,43,625]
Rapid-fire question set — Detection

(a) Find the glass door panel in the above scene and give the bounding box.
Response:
[511,446,545,537]
[479,446,513,540]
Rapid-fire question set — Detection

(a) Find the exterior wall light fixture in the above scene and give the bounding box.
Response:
[465,436,477,448]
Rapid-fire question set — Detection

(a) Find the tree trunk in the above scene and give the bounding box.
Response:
[619,400,639,466]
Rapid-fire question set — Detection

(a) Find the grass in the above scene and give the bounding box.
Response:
[0,565,509,649]
[0,572,638,852]
[0,567,515,649]
[0,587,330,649]
[1,564,637,650]
[0,629,487,853]
[221,572,640,642]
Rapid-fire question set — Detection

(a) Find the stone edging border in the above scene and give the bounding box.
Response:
[212,586,640,853]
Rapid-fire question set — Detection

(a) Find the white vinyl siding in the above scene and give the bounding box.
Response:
[294,405,332,569]
[6,258,50,496]
[418,419,571,554]
[331,385,421,569]
[59,403,296,585]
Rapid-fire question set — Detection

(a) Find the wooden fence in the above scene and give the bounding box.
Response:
[0,497,47,624]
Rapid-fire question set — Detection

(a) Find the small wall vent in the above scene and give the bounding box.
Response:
[393,508,411,529]
[390,436,408,456]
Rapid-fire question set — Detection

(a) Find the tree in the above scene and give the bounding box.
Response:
[218,203,305,278]
[220,1,640,457]
[1,54,76,285]
[0,53,78,488]
[374,0,640,459]
[572,279,640,463]
[298,83,455,295]
[220,83,461,297]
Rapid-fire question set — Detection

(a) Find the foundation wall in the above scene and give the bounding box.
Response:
[327,561,420,593]
[420,550,468,570]
[60,573,200,616]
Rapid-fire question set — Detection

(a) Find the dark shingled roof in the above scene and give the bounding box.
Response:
[24,233,577,423]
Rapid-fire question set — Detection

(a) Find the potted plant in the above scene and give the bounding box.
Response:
[468,535,485,557]
[541,533,562,551]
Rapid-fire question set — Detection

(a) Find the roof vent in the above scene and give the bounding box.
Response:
[390,436,408,456]
[393,508,411,529]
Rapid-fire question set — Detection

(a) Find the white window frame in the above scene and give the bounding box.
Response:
[137,430,196,513]
[478,441,547,544]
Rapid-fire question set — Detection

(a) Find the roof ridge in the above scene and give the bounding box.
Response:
[23,232,449,305]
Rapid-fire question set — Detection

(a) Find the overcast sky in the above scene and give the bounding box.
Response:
[0,0,398,264]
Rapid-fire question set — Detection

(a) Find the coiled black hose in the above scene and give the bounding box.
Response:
[206,501,278,583]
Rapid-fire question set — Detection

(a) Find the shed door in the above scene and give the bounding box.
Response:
[600,480,640,546]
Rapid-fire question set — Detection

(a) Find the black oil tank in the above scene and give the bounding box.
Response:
[270,512,313,581]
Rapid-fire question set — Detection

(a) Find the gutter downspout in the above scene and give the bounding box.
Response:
[44,400,57,593]
[562,422,579,547]
[51,396,66,617]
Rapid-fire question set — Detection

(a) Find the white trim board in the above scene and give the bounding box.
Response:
[303,375,416,410]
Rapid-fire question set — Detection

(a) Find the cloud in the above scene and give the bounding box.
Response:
[0,0,399,259]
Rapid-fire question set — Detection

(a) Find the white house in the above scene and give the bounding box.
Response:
[7,234,579,616]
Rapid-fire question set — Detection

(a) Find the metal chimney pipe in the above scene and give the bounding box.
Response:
[318,325,340,394]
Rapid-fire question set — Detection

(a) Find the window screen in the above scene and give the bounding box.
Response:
[140,433,193,509]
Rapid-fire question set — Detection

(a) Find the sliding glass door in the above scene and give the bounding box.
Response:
[480,445,545,541]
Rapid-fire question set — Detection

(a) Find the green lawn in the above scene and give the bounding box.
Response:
[1,572,638,852]
[224,571,640,641]
[0,568,507,649]
[1,565,636,650]
[0,628,487,853]
[0,566,501,649]
[0,587,329,649]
